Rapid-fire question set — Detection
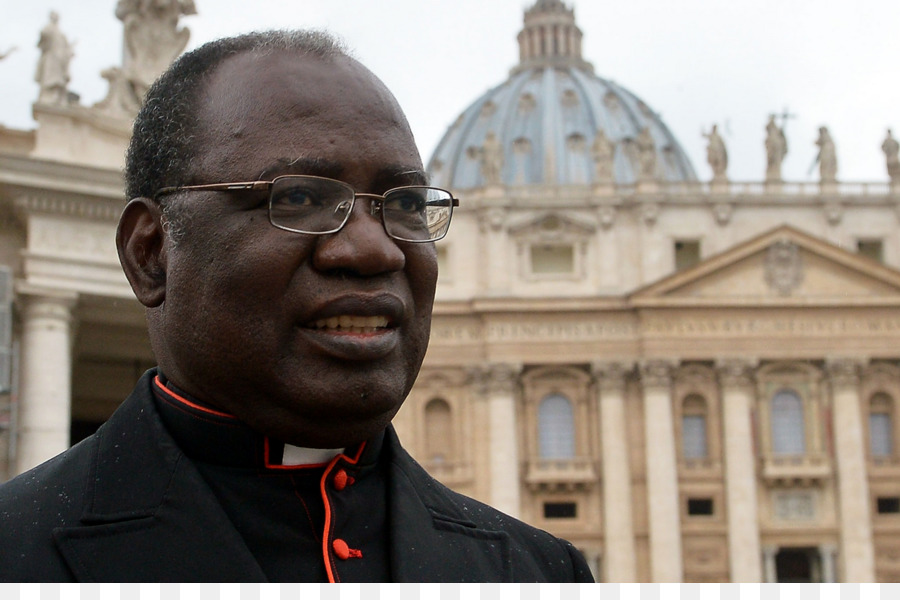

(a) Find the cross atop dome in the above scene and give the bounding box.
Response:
[516,0,593,73]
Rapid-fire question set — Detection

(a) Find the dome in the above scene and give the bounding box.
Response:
[427,1,697,190]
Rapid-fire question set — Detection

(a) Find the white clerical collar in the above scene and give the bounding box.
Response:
[281,444,345,466]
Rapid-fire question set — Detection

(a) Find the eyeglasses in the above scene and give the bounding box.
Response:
[153,175,459,242]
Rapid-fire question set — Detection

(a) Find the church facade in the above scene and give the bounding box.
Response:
[2,0,899,583]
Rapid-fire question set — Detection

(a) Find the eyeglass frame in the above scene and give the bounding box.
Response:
[152,174,460,243]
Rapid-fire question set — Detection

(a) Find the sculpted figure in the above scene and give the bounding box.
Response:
[34,12,74,105]
[703,124,728,180]
[116,0,197,101]
[636,126,657,181]
[591,129,616,184]
[815,126,837,183]
[0,30,592,583]
[882,129,900,184]
[480,131,504,185]
[765,115,788,182]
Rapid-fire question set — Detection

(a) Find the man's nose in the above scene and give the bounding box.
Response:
[311,201,406,275]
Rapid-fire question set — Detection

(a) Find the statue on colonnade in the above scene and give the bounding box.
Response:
[815,126,837,184]
[765,114,788,183]
[703,124,728,182]
[96,0,197,115]
[34,12,74,105]
[882,129,900,186]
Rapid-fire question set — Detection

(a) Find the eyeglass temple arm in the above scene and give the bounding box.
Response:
[154,180,273,200]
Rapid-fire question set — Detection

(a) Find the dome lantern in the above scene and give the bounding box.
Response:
[515,0,592,73]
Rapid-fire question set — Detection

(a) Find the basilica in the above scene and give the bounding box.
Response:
[1,0,899,583]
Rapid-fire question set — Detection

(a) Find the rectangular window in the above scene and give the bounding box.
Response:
[870,413,893,457]
[857,239,884,263]
[543,501,577,519]
[682,415,708,459]
[674,240,701,271]
[877,497,900,514]
[530,244,575,275]
[687,498,714,516]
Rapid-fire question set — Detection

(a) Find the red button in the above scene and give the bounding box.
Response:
[334,469,348,491]
[332,538,362,560]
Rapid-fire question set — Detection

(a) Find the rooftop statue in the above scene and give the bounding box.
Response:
[815,126,837,184]
[703,124,728,182]
[765,115,788,183]
[480,131,504,185]
[882,129,900,185]
[591,129,616,185]
[636,127,657,182]
[96,0,197,115]
[34,12,74,106]
[118,0,197,100]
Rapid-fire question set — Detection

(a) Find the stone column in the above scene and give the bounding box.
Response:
[16,290,77,474]
[484,363,521,518]
[762,545,778,582]
[827,359,875,582]
[594,362,636,582]
[820,543,838,583]
[717,359,763,582]
[640,360,682,582]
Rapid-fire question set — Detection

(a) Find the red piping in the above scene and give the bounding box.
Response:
[153,375,234,418]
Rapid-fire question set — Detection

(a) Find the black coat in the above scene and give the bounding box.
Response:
[0,371,593,582]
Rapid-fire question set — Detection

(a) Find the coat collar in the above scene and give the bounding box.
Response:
[53,371,267,582]
[53,370,512,582]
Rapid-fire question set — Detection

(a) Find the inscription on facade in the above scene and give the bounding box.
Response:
[773,490,816,521]
[645,316,900,337]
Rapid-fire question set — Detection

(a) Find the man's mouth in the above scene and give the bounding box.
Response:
[311,315,390,334]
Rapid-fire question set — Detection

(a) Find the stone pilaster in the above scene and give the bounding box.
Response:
[478,362,521,518]
[827,358,875,581]
[15,289,77,474]
[594,362,636,582]
[717,358,763,582]
[640,359,682,582]
[762,545,778,583]
[820,543,838,583]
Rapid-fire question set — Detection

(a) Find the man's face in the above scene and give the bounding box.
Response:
[148,51,436,448]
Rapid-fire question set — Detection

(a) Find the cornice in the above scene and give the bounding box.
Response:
[0,152,124,201]
[13,194,123,221]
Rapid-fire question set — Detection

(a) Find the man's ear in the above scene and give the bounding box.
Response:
[116,197,167,308]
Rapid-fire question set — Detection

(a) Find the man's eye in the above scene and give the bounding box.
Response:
[387,192,426,213]
[273,187,321,207]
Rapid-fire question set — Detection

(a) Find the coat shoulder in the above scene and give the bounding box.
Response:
[385,430,594,582]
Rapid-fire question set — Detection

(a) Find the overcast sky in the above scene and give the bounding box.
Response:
[2,0,898,183]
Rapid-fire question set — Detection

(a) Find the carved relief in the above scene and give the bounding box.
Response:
[773,490,817,521]
[764,239,803,296]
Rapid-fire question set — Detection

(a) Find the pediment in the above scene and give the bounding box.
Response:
[508,212,596,239]
[632,225,900,305]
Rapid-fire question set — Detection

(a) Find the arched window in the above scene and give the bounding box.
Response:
[425,398,453,464]
[771,389,805,455]
[869,392,894,458]
[681,394,708,460]
[538,393,575,459]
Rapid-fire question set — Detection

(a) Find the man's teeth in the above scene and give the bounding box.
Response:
[312,315,389,333]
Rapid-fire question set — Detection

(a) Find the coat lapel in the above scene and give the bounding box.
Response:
[385,429,512,582]
[52,375,266,582]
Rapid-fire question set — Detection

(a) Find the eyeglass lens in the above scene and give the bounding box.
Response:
[268,176,454,242]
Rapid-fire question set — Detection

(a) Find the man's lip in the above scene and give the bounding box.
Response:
[302,293,406,328]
